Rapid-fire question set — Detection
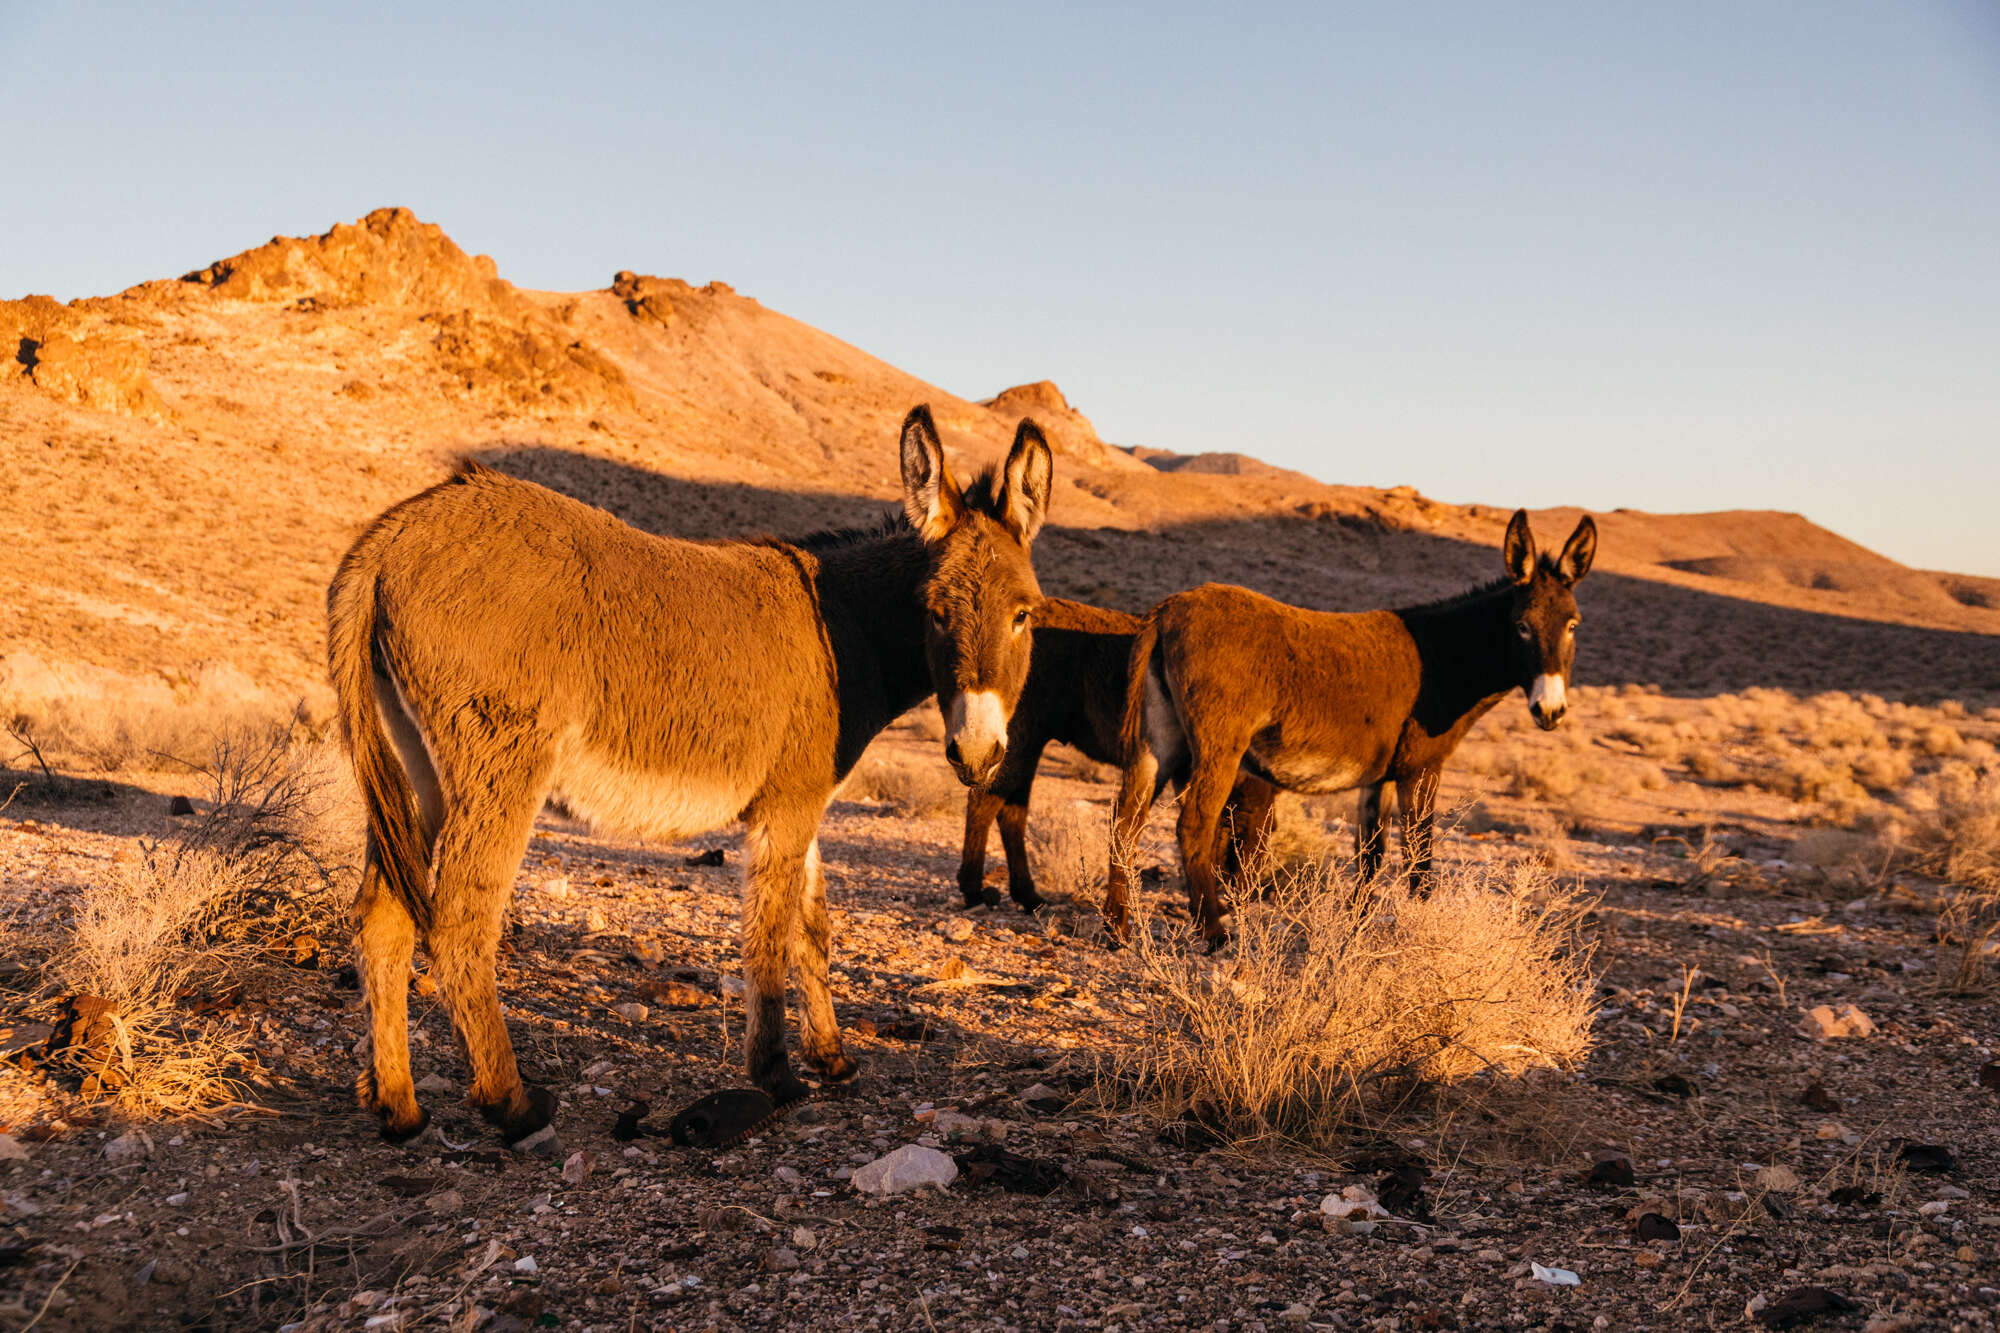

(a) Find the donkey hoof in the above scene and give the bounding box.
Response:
[808,1050,858,1084]
[756,1066,813,1109]
[960,883,1001,910]
[378,1104,430,1145]
[1012,889,1046,914]
[1203,932,1232,956]
[482,1085,558,1144]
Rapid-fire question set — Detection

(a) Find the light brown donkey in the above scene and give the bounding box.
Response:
[1105,510,1596,948]
[327,407,1053,1142]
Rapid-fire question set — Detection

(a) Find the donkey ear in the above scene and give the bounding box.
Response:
[1503,509,1536,584]
[997,418,1054,543]
[899,404,964,542]
[1556,514,1597,584]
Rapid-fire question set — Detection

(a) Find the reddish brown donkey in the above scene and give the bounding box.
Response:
[956,597,1277,912]
[1105,510,1597,947]
[328,407,1053,1142]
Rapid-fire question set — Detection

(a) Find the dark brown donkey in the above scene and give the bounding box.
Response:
[327,407,1053,1142]
[1105,510,1596,947]
[956,598,1277,912]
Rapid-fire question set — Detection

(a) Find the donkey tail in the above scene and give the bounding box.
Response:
[1119,612,1163,768]
[327,555,434,935]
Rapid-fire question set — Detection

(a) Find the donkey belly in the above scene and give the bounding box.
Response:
[1245,745,1376,795]
[548,735,763,843]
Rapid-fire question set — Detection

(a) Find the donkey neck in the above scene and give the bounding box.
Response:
[804,531,935,776]
[1395,584,1518,736]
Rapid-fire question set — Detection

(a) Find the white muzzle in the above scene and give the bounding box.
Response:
[944,689,1008,785]
[1527,673,1568,730]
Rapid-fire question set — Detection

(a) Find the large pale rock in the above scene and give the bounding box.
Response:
[851,1144,957,1195]
[1799,1004,1875,1040]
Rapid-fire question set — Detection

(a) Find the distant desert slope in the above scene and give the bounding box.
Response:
[1,207,1993,712]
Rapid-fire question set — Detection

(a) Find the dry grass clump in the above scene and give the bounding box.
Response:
[1115,857,1597,1148]
[48,725,356,1116]
[1891,769,2000,993]
[0,655,310,773]
[839,748,962,818]
[1025,799,1109,903]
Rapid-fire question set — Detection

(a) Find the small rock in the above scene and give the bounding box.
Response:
[103,1131,151,1162]
[1634,1212,1680,1242]
[416,1073,455,1095]
[584,906,610,933]
[1798,1081,1841,1111]
[514,1125,561,1158]
[1755,1164,1801,1193]
[851,1144,957,1195]
[561,1151,596,1186]
[719,976,747,998]
[167,794,196,816]
[1320,1186,1389,1220]
[0,1134,29,1162]
[1754,1286,1858,1328]
[774,1166,804,1187]
[1896,1142,1956,1174]
[1530,1262,1580,1286]
[513,1255,538,1275]
[1799,1004,1874,1040]
[1979,1061,2000,1092]
[428,1189,464,1215]
[1815,1121,1859,1144]
[765,1246,800,1272]
[1918,1200,1950,1217]
[792,1226,816,1250]
[1279,1304,1311,1324]
[637,979,710,1009]
[1587,1153,1635,1188]
[1019,1082,1066,1114]
[543,875,571,899]
[611,1002,648,1023]
[936,917,975,943]
[165,1191,189,1206]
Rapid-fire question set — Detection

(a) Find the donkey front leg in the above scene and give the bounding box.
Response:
[995,775,1045,913]
[1355,783,1388,882]
[1397,768,1442,896]
[741,807,816,1105]
[957,788,1005,909]
[354,858,426,1142]
[792,837,856,1084]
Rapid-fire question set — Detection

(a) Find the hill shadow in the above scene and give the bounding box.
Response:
[476,443,2000,703]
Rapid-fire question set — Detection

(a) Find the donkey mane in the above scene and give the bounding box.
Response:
[1395,555,1564,617]
[775,466,1008,553]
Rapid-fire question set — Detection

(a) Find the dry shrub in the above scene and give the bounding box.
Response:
[839,748,962,817]
[1895,770,2000,993]
[1606,721,1682,765]
[1684,746,1745,786]
[1115,858,1596,1148]
[0,654,311,773]
[50,725,356,1116]
[1025,799,1108,903]
[1507,746,1581,801]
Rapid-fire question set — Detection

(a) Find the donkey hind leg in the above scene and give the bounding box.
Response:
[995,767,1045,913]
[1104,749,1170,944]
[1397,768,1443,897]
[1219,777,1279,892]
[1355,783,1388,883]
[427,771,554,1143]
[354,855,426,1142]
[741,801,820,1105]
[792,838,856,1084]
[957,788,1005,909]
[1176,749,1249,950]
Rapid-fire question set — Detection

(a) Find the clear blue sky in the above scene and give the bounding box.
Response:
[7,2,1997,574]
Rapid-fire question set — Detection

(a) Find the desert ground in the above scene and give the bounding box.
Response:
[2,211,1997,1332]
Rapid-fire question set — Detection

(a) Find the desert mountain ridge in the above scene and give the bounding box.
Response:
[2,207,1995,716]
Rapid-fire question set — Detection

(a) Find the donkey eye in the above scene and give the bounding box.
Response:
[1567,619,1579,634]
[1514,621,1532,639]
[928,609,948,632]
[1012,608,1031,631]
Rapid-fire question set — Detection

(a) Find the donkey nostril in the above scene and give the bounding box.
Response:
[945,739,962,766]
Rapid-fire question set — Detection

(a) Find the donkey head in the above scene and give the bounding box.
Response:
[899,406,1054,787]
[1501,509,1598,731]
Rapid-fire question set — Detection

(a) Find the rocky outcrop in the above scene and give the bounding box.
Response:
[0,295,167,421]
[180,206,514,314]
[979,381,1141,471]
